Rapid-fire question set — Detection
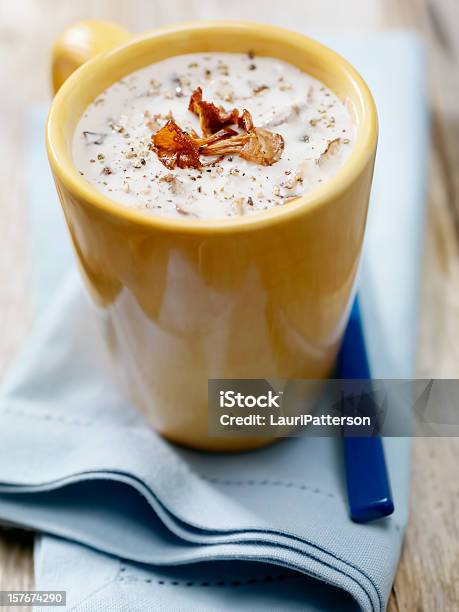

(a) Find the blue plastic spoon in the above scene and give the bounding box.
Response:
[338,300,394,523]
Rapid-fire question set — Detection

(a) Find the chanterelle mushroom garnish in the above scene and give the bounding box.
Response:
[151,120,201,169]
[150,87,284,169]
[188,86,239,137]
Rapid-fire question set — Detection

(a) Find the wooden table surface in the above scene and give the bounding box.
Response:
[0,1,458,610]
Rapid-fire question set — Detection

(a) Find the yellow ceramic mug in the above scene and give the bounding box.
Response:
[47,20,377,451]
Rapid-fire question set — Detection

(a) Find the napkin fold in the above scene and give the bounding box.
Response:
[0,30,427,612]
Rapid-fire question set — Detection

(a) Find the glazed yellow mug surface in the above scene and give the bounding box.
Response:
[47,20,377,451]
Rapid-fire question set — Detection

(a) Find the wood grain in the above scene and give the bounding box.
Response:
[0,1,458,610]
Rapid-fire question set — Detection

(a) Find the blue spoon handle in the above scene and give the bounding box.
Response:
[338,300,394,523]
[343,436,394,522]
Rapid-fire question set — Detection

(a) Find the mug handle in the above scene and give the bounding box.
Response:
[51,20,131,94]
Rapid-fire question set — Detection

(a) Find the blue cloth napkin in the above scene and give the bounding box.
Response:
[0,31,427,612]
